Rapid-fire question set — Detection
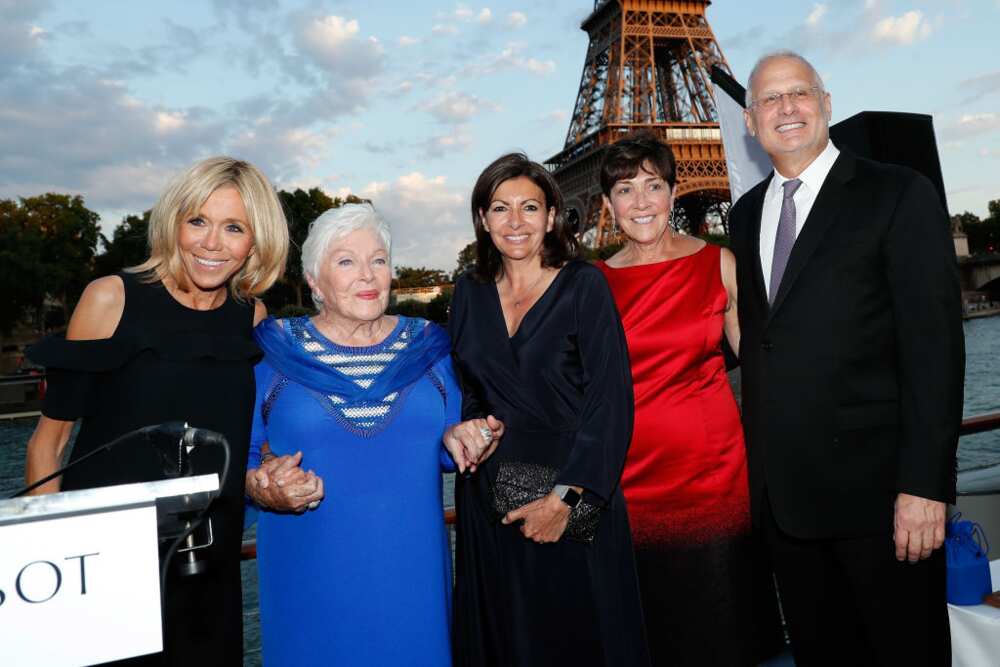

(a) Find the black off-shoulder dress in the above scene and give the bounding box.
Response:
[449,261,651,667]
[28,271,260,666]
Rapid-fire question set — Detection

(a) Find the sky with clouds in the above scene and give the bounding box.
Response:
[2,0,998,271]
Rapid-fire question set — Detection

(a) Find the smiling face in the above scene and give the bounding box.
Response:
[604,161,674,248]
[745,55,832,172]
[307,227,391,324]
[176,185,255,295]
[481,176,556,264]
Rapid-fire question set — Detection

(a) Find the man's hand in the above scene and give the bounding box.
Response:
[893,493,946,562]
[502,491,572,544]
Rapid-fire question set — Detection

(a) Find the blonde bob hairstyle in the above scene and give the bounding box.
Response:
[131,156,289,300]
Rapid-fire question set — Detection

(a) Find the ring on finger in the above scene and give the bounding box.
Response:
[479,426,494,445]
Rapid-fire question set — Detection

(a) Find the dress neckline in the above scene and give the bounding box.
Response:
[491,265,568,340]
[600,242,710,271]
[301,315,406,354]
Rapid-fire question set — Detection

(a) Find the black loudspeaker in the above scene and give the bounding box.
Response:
[830,111,949,214]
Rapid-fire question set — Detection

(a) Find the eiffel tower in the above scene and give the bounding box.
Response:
[547,0,733,247]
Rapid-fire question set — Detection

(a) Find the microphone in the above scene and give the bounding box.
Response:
[9,422,229,497]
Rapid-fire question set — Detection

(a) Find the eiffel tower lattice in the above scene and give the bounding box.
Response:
[546,0,734,247]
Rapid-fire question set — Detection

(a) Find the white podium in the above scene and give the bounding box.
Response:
[0,474,219,667]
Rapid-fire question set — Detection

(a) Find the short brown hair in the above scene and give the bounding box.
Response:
[132,156,289,299]
[599,131,677,196]
[469,153,580,282]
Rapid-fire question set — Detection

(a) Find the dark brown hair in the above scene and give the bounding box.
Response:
[469,153,580,282]
[599,130,677,196]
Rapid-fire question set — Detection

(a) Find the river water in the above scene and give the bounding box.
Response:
[1,315,998,664]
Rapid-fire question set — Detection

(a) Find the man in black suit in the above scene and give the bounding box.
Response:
[729,51,964,666]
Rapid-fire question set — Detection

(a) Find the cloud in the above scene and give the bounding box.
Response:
[421,130,474,159]
[871,10,932,45]
[507,11,527,28]
[958,70,1000,104]
[806,4,828,27]
[458,42,555,78]
[939,113,1000,140]
[477,8,492,24]
[295,15,384,78]
[0,0,51,72]
[420,91,500,124]
[0,67,229,215]
[432,23,459,36]
[398,35,419,46]
[539,110,567,124]
[358,172,471,270]
[978,148,1000,158]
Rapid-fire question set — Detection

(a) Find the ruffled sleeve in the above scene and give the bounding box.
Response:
[27,331,262,421]
[27,336,129,421]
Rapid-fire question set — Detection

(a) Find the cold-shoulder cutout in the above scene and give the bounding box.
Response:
[67,275,126,340]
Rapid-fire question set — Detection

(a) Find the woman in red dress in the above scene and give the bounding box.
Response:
[595,132,754,666]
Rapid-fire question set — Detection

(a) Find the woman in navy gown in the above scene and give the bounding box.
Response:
[450,154,650,666]
[246,203,486,666]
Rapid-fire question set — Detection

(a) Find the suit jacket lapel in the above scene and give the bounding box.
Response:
[747,176,771,311]
[768,151,857,319]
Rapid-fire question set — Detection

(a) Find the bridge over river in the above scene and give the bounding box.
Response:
[959,253,1000,294]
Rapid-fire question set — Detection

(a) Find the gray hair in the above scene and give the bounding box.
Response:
[745,50,826,107]
[301,202,392,285]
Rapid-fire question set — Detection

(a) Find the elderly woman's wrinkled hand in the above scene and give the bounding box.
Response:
[443,415,504,474]
[246,450,325,513]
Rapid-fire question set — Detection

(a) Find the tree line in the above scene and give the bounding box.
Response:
[3,190,998,336]
[0,188,467,335]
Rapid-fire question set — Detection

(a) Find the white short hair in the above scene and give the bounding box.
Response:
[301,202,392,281]
[745,50,826,107]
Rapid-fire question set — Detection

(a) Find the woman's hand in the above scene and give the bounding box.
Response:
[443,415,504,474]
[502,491,573,544]
[246,451,325,513]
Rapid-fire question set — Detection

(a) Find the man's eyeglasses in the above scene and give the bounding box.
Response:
[750,86,821,110]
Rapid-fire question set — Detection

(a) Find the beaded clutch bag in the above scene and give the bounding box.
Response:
[489,461,602,543]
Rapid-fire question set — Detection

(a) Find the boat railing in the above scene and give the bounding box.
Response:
[2,373,997,560]
[237,411,1000,561]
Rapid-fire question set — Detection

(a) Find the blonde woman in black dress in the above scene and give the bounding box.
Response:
[24,157,298,665]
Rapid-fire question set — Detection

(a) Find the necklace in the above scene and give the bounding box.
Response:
[501,270,547,309]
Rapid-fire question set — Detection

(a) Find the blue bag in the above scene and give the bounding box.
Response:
[945,513,991,605]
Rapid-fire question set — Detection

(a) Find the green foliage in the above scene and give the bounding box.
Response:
[94,211,150,277]
[956,205,1000,255]
[453,241,477,281]
[387,288,453,325]
[698,232,730,248]
[393,266,449,288]
[581,243,623,262]
[0,194,100,333]
[273,304,315,319]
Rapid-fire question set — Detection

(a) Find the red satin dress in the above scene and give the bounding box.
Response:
[598,243,754,666]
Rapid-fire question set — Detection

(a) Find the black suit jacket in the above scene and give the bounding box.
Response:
[729,149,964,539]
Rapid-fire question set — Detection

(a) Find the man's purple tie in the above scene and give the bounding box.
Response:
[769,178,802,305]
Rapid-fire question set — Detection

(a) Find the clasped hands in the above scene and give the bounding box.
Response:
[442,415,504,474]
[893,492,946,563]
[245,448,324,514]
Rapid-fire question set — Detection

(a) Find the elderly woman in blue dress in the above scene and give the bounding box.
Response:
[243,202,494,666]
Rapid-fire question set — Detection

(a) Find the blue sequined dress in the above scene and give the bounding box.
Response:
[249,316,459,666]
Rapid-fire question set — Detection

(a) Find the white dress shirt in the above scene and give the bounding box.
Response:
[759,140,840,299]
